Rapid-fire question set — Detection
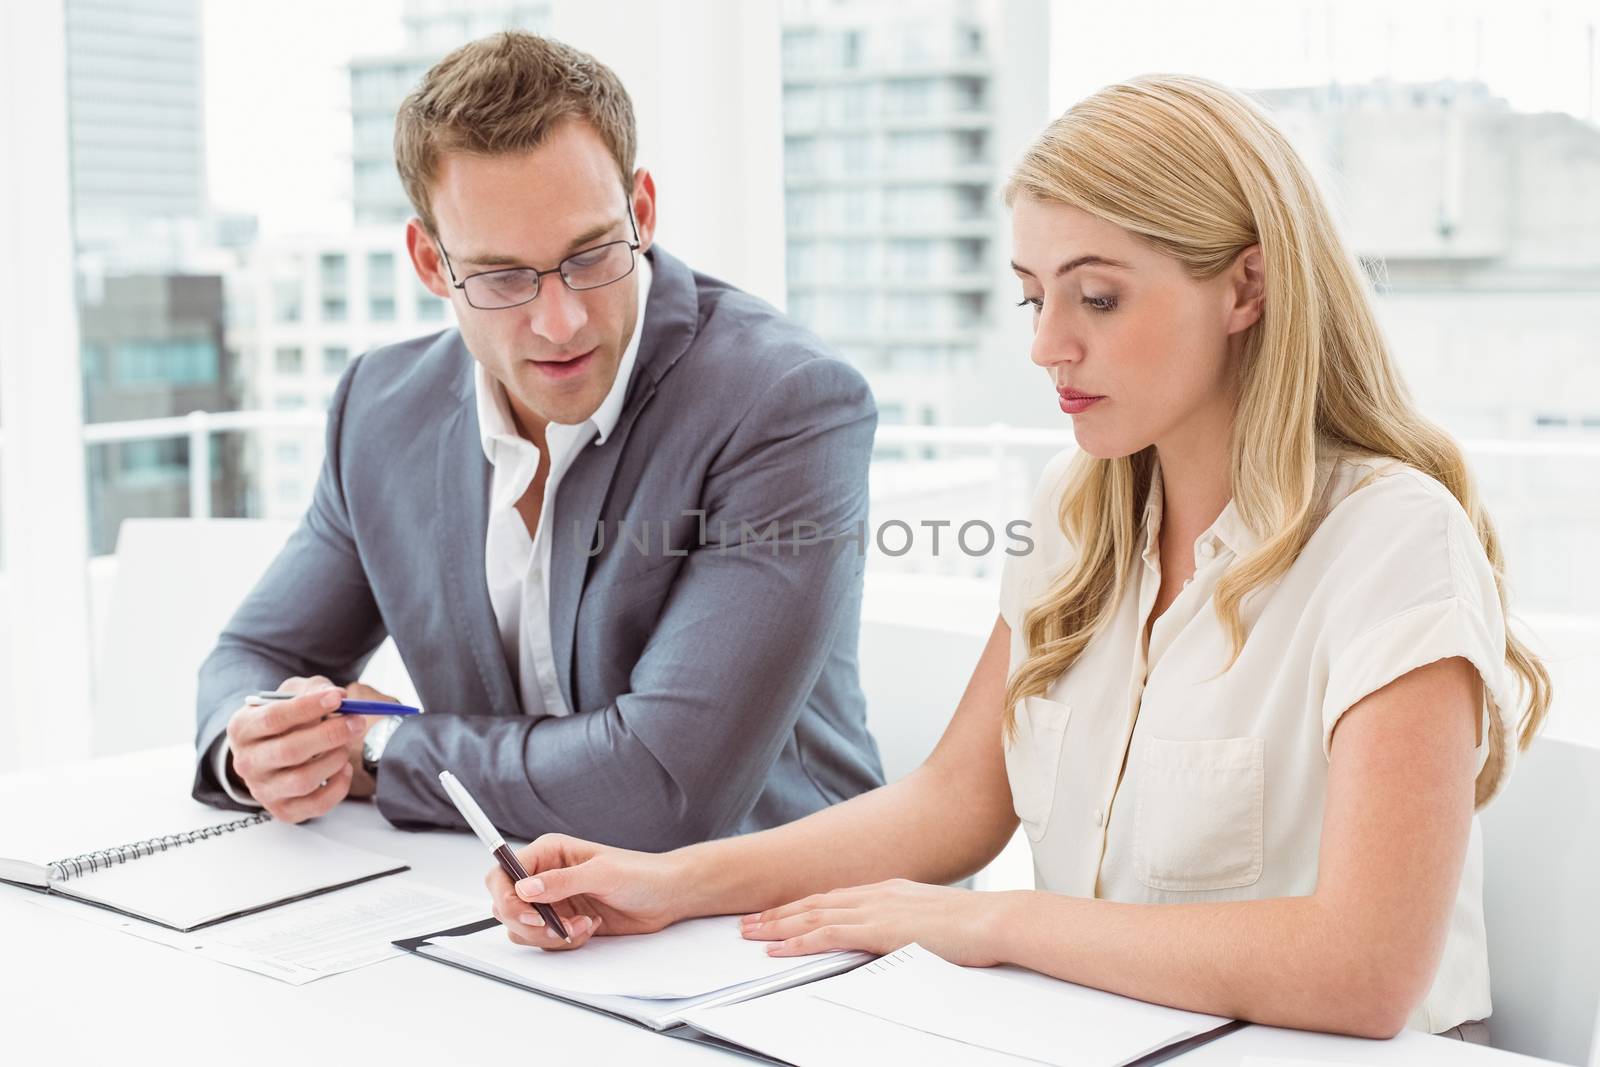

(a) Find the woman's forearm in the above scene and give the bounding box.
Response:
[674,762,1016,920]
[989,891,1433,1038]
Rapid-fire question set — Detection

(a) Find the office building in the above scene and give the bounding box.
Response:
[64,0,206,259]
[779,0,1049,433]
[351,0,553,225]
[78,274,244,555]
[229,230,454,517]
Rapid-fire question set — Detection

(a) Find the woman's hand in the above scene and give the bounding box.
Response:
[485,833,693,950]
[739,879,1012,967]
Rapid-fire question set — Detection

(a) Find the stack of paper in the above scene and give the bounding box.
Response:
[410,915,870,1029]
[680,943,1233,1066]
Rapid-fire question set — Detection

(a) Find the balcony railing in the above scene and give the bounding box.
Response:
[48,407,1600,539]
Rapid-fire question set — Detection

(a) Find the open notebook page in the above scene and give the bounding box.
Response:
[57,820,406,931]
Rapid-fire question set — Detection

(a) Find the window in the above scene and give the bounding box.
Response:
[322,346,350,375]
[787,242,817,283]
[887,239,934,279]
[273,277,302,323]
[831,240,874,280]
[886,132,944,172]
[274,346,303,375]
[319,253,347,291]
[785,136,819,177]
[367,251,395,291]
[415,281,447,320]
[835,134,873,175]
[885,79,935,117]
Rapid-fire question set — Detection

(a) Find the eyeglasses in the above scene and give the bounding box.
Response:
[436,206,641,310]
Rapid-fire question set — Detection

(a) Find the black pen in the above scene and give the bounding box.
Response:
[439,770,571,944]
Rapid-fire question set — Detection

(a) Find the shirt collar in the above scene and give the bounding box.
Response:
[1141,451,1356,566]
[472,253,653,459]
[1140,458,1262,568]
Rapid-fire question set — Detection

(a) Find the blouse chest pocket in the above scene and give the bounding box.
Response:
[1133,736,1264,892]
[1002,696,1072,842]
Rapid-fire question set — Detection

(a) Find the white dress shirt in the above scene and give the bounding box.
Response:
[478,254,651,718]
[212,256,651,802]
[999,448,1517,1034]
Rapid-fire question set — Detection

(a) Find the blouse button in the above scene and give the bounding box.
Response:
[1198,539,1217,560]
[1093,808,1105,828]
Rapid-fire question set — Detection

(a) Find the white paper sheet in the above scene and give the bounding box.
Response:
[807,944,1231,1067]
[28,877,483,985]
[682,980,1041,1067]
[440,914,852,999]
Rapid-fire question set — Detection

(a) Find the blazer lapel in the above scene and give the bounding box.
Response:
[434,383,519,715]
[547,248,701,708]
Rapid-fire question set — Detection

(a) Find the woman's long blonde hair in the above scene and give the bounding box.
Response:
[1001,75,1550,797]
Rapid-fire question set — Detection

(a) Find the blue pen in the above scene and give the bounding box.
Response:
[246,690,423,715]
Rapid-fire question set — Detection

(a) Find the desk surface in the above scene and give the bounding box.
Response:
[0,747,1554,1067]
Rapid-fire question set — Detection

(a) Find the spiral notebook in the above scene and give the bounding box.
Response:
[0,793,407,933]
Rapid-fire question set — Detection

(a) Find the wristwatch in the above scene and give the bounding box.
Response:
[361,714,405,778]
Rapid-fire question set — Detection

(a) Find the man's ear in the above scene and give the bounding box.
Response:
[631,168,658,254]
[1225,243,1265,336]
[405,217,451,299]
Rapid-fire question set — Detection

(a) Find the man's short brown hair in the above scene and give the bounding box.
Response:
[394,31,637,236]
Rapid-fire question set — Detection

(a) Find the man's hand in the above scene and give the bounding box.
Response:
[224,675,367,822]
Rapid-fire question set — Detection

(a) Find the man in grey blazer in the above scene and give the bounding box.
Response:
[191,32,884,847]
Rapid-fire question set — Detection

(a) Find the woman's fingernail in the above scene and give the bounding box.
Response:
[519,912,544,927]
[321,690,342,710]
[516,877,543,898]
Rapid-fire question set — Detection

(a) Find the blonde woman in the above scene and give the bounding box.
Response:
[481,75,1550,1040]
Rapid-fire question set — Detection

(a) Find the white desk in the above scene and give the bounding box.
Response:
[0,748,1557,1067]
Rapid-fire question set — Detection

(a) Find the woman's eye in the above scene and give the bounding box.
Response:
[1082,295,1118,312]
[1014,297,1042,311]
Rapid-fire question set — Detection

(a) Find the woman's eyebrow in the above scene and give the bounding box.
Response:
[1010,254,1132,277]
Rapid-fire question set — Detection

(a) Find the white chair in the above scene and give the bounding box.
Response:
[856,571,1035,891]
[857,572,994,783]
[92,518,416,756]
[1480,735,1600,1065]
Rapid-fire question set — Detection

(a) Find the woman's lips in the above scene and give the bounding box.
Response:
[1058,389,1104,415]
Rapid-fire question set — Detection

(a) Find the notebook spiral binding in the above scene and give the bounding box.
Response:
[46,812,272,882]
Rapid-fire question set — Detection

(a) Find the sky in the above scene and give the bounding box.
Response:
[202,0,1600,237]
[1048,0,1600,117]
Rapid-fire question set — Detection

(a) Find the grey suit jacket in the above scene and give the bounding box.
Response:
[192,247,885,848]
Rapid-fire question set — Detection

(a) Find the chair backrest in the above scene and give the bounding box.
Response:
[857,573,994,783]
[92,518,416,756]
[1480,735,1600,1065]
